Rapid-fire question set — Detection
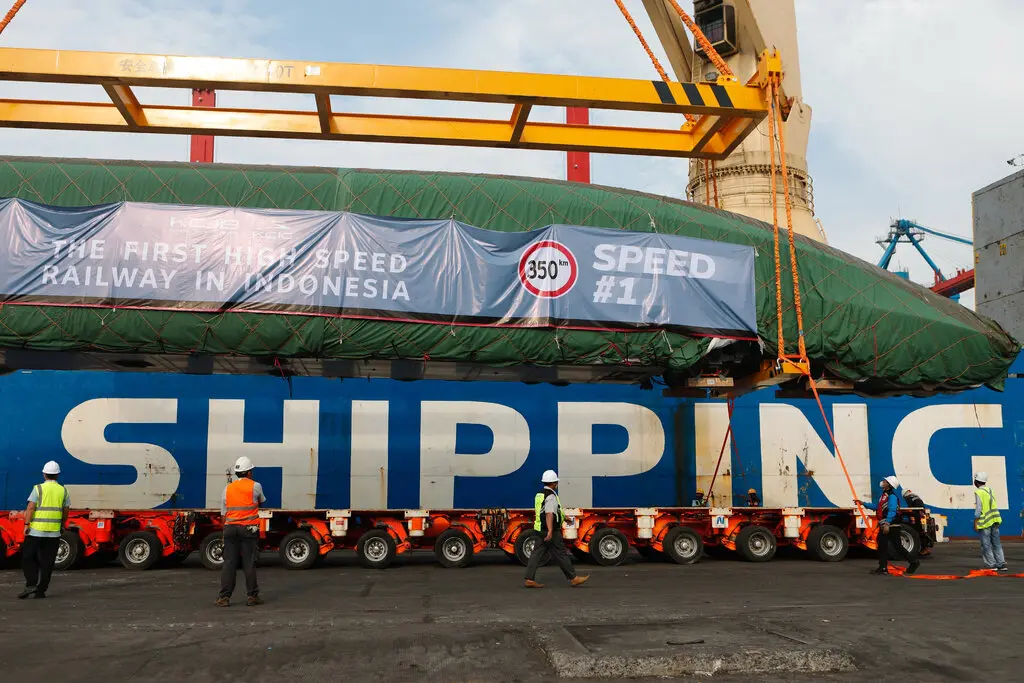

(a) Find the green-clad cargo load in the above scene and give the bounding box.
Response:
[0,156,1017,396]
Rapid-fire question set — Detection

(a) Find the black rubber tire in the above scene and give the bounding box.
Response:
[0,539,8,569]
[163,551,191,567]
[663,526,703,565]
[898,525,922,557]
[55,530,84,571]
[503,549,518,563]
[589,527,630,566]
[636,545,662,562]
[357,529,397,570]
[513,529,548,567]
[435,528,474,568]
[279,530,319,570]
[735,525,777,563]
[118,531,162,571]
[571,546,591,564]
[199,532,224,571]
[807,524,849,562]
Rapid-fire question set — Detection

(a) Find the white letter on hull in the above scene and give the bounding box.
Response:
[205,400,320,509]
[759,404,871,507]
[557,403,666,508]
[351,400,390,509]
[419,401,530,509]
[695,403,733,506]
[61,398,180,509]
[891,404,1006,509]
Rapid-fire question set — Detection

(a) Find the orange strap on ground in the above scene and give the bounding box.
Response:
[0,0,27,36]
[887,564,1024,580]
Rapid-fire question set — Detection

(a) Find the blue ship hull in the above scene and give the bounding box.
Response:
[1,359,1019,538]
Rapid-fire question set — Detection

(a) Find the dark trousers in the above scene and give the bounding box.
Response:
[219,525,259,598]
[525,530,575,582]
[878,525,916,568]
[22,535,60,593]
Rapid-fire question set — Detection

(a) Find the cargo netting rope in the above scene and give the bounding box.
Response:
[0,156,1017,395]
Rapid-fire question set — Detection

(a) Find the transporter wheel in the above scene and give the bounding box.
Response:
[636,545,662,562]
[571,547,592,564]
[736,525,777,563]
[118,531,162,571]
[0,539,7,568]
[163,550,191,567]
[55,530,84,571]
[663,526,703,565]
[589,528,630,567]
[435,528,474,569]
[513,529,551,567]
[279,530,319,570]
[199,532,224,571]
[357,529,397,570]
[807,524,848,562]
[898,525,922,557]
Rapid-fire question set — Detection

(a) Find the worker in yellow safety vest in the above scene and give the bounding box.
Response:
[973,471,1007,571]
[523,470,589,588]
[19,461,70,599]
[215,456,266,607]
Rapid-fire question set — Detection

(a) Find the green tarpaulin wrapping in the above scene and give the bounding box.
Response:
[0,156,1017,394]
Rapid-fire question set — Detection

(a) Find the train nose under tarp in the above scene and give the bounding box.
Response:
[0,156,1017,397]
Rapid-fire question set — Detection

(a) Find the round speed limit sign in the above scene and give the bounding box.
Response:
[518,240,578,298]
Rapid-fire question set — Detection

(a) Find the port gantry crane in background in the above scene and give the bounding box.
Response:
[877,219,975,300]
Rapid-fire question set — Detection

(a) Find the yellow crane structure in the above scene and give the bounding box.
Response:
[0,45,781,160]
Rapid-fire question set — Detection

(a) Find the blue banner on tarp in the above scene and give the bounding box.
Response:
[0,199,758,337]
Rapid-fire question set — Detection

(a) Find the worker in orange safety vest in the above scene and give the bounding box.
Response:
[215,456,266,607]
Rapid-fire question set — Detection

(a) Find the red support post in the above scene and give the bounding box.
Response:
[566,107,590,183]
[189,89,216,163]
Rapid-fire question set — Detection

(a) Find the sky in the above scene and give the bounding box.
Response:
[2,0,1023,310]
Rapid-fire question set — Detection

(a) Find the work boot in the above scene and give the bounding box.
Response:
[523,580,544,588]
[906,561,920,576]
[246,595,264,606]
[214,597,230,607]
[17,586,37,599]
[869,567,888,575]
[570,575,590,587]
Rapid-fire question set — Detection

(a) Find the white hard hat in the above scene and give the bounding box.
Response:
[42,461,60,475]
[233,456,254,473]
[541,469,559,484]
[974,471,988,484]
[883,475,900,489]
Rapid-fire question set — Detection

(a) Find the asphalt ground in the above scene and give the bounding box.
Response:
[0,540,1020,683]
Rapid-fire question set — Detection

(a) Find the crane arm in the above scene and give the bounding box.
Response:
[893,219,972,246]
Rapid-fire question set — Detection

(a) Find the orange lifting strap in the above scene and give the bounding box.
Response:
[888,565,1024,580]
[0,0,27,36]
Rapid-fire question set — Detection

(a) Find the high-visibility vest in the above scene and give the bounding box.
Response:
[975,486,1002,530]
[533,488,563,533]
[29,480,67,534]
[224,478,260,526]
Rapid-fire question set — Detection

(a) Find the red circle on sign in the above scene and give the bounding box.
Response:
[518,240,578,298]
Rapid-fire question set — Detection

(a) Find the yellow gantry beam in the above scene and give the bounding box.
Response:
[0,47,775,159]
